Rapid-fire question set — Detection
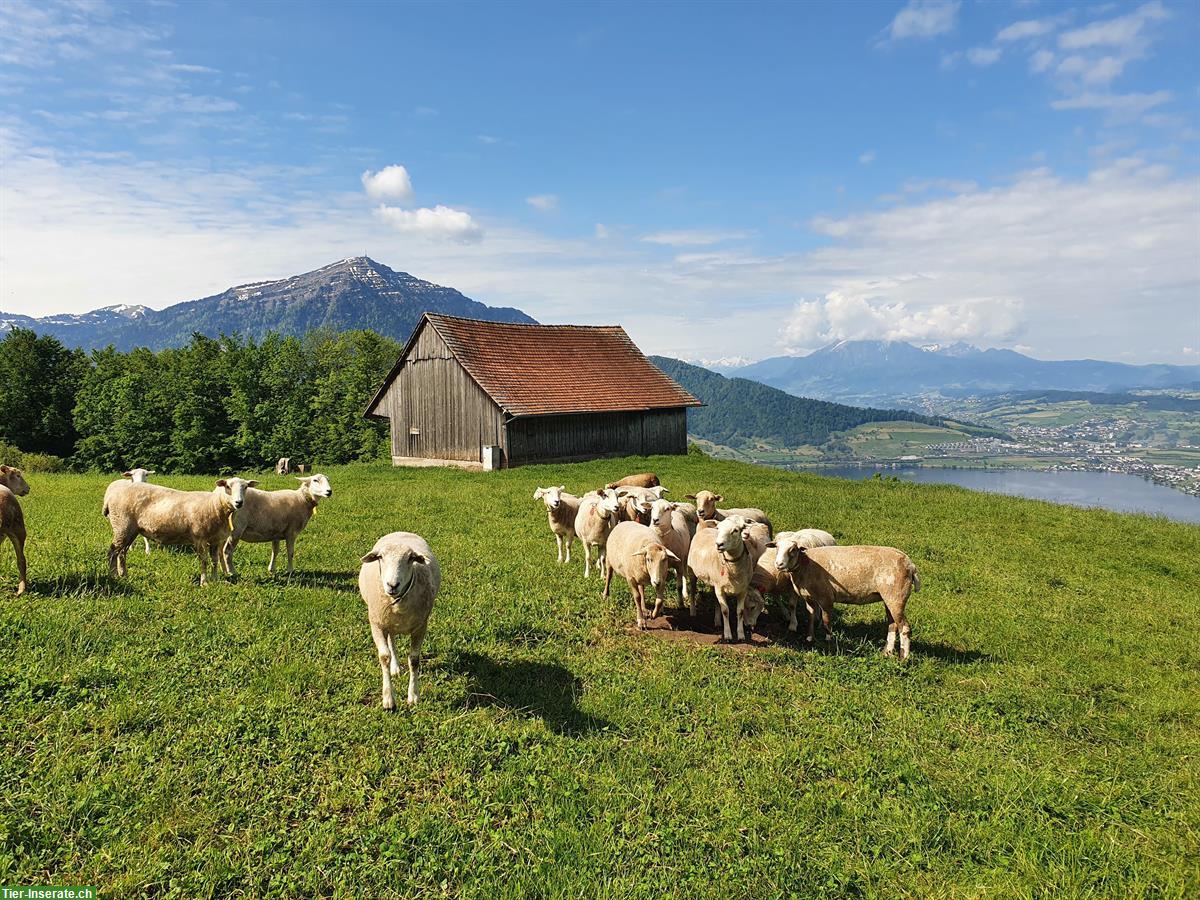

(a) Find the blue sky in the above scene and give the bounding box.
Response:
[1,0,1197,363]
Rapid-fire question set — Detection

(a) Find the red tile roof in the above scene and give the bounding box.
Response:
[369,314,701,418]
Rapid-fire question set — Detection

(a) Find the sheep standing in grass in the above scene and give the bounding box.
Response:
[574,490,621,578]
[684,489,773,536]
[603,521,680,629]
[648,499,692,605]
[772,543,920,659]
[687,515,757,641]
[359,532,440,708]
[105,477,255,585]
[751,529,837,634]
[533,486,581,563]
[102,469,157,555]
[223,474,333,577]
[0,465,30,596]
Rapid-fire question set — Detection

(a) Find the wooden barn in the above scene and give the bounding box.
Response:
[364,313,701,469]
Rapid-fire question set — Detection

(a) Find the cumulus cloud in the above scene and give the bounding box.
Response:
[884,1,959,42]
[1058,1,1168,51]
[526,194,558,212]
[361,165,413,202]
[641,229,753,246]
[966,46,1002,67]
[996,18,1059,42]
[1050,90,1172,120]
[374,204,483,243]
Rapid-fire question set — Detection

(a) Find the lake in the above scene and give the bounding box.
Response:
[800,465,1200,525]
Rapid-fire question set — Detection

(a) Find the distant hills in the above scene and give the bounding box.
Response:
[649,356,966,448]
[724,340,1200,405]
[0,257,536,351]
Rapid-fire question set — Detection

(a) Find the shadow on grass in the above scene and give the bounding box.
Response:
[807,616,992,664]
[27,572,138,598]
[449,650,612,735]
[246,568,358,593]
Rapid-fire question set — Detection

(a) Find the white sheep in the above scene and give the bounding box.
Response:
[223,474,333,576]
[648,499,692,606]
[102,469,158,555]
[0,465,30,596]
[750,529,837,633]
[603,520,680,629]
[574,490,621,578]
[533,486,581,563]
[771,543,920,659]
[686,515,757,642]
[684,489,773,536]
[105,477,255,585]
[359,532,440,708]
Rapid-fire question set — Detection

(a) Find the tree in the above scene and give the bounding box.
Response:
[0,328,87,457]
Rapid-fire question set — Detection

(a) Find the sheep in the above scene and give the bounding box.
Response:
[750,529,837,634]
[223,474,333,576]
[102,469,158,555]
[574,490,621,578]
[648,499,692,605]
[686,515,757,642]
[0,465,30,596]
[684,489,773,536]
[275,457,291,475]
[359,532,440,708]
[771,543,920,660]
[105,477,256,585]
[603,521,680,629]
[673,501,700,537]
[533,486,581,563]
[613,485,666,524]
[605,473,660,490]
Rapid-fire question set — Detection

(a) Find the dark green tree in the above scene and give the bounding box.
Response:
[0,328,87,456]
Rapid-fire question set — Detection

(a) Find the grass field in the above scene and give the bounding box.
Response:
[2,455,1199,897]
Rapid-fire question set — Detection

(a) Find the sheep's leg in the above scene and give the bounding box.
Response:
[143,536,152,555]
[267,541,279,574]
[788,594,799,633]
[716,595,733,642]
[883,605,897,657]
[885,594,911,661]
[687,567,698,618]
[734,593,747,642]
[371,622,395,710]
[649,583,664,621]
[12,532,27,596]
[285,536,296,576]
[602,561,613,598]
[564,534,572,564]
[631,580,647,630]
[581,542,591,579]
[555,533,564,563]
[195,541,209,586]
[386,634,401,676]
[407,626,427,705]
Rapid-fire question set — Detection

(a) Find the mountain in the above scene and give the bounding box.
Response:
[731,340,1200,405]
[649,356,954,448]
[1,257,536,351]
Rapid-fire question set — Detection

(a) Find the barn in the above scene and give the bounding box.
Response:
[364,313,701,469]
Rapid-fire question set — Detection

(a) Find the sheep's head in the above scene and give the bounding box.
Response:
[595,493,621,520]
[215,476,257,509]
[645,485,669,499]
[123,468,154,483]
[685,490,722,519]
[620,495,652,524]
[742,587,766,633]
[742,522,771,558]
[0,465,30,497]
[637,542,680,590]
[768,536,808,573]
[361,544,432,602]
[299,473,333,499]
[649,499,677,528]
[714,515,749,559]
[533,485,568,511]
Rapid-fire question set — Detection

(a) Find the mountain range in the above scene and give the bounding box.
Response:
[723,340,1200,405]
[0,257,535,351]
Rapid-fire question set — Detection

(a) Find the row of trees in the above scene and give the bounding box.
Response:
[0,327,401,473]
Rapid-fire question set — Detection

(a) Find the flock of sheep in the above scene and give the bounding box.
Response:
[535,472,921,658]
[0,462,920,712]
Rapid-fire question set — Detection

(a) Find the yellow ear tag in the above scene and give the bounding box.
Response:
[310,507,317,517]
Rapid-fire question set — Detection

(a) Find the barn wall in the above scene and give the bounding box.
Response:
[505,408,687,466]
[378,324,506,463]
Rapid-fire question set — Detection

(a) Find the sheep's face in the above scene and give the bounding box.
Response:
[686,490,722,519]
[646,485,669,499]
[362,546,432,601]
[215,477,257,509]
[743,522,771,556]
[123,468,154,483]
[299,474,333,499]
[596,494,621,520]
[534,485,568,511]
[742,588,766,631]
[639,543,679,589]
[649,499,677,528]
[714,516,748,558]
[0,465,30,497]
[771,538,807,573]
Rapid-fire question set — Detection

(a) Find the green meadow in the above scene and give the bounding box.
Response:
[1,455,1198,897]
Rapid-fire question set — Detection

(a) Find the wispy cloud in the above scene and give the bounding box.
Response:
[966,46,1001,67]
[640,229,754,247]
[526,194,558,212]
[996,18,1060,43]
[883,1,960,42]
[858,150,876,165]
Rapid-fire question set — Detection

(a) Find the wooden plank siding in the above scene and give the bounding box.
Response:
[505,408,687,466]
[378,325,507,464]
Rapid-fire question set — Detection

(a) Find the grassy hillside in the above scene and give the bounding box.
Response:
[2,457,1198,896]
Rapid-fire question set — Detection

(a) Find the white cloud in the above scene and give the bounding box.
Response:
[526,194,558,212]
[996,18,1058,42]
[477,134,501,145]
[594,223,610,240]
[640,229,753,246]
[1056,54,1127,86]
[1058,2,1168,51]
[1050,90,1172,120]
[374,204,483,243]
[859,150,876,164]
[167,63,219,75]
[1029,49,1055,73]
[966,46,1002,67]
[361,165,413,202]
[884,1,960,42]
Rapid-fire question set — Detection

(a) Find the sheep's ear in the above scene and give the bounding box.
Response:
[684,493,696,499]
[558,485,566,492]
[122,471,133,479]
[147,470,156,475]
[414,553,432,566]
[714,494,724,502]
[0,465,9,474]
[216,479,228,488]
[360,551,381,563]
[766,541,777,549]
[296,476,312,483]
[659,487,669,495]
[533,488,545,499]
[247,480,259,487]
[664,549,680,562]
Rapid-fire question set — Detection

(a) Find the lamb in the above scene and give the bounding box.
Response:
[0,465,30,596]
[750,529,837,634]
[648,499,692,605]
[603,520,680,629]
[359,532,440,708]
[574,490,621,578]
[605,473,660,490]
[771,543,920,660]
[223,474,333,576]
[686,515,757,641]
[684,489,773,536]
[533,486,581,563]
[102,469,158,555]
[105,477,256,585]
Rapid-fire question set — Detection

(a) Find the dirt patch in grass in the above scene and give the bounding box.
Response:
[630,607,803,652]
